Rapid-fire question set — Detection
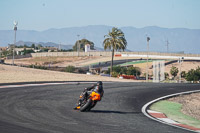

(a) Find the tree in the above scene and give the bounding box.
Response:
[186,67,200,81]
[127,67,141,76]
[112,66,122,73]
[121,67,127,75]
[170,66,179,79]
[22,49,35,55]
[31,44,35,49]
[73,39,94,51]
[164,72,169,80]
[103,27,127,76]
[37,44,43,50]
[23,44,28,48]
[2,50,10,57]
[16,45,23,48]
[181,71,186,78]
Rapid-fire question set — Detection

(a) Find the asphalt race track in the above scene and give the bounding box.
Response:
[0,82,200,133]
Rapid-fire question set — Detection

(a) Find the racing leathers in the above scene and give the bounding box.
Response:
[74,83,104,109]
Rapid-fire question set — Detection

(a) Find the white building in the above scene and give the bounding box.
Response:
[85,44,90,52]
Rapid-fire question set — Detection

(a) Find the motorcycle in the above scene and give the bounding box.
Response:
[75,89,101,112]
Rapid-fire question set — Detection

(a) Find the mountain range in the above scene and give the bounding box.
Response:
[0,25,200,54]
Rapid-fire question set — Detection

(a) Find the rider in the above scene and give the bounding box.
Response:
[74,81,104,110]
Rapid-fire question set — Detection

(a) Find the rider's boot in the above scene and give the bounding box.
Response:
[73,106,80,110]
[73,99,82,110]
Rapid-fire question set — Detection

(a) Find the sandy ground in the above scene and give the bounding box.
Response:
[168,93,200,121]
[165,61,200,76]
[5,56,124,67]
[135,61,200,77]
[5,57,200,76]
[0,64,138,83]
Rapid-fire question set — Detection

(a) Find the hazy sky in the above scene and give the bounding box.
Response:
[0,0,200,31]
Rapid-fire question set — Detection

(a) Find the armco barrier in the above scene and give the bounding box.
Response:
[115,54,122,57]
[118,75,136,79]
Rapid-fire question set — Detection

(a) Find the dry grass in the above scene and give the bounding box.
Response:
[165,61,200,77]
[133,62,153,74]
[5,56,142,67]
[0,64,138,83]
[168,93,200,121]
[5,56,100,67]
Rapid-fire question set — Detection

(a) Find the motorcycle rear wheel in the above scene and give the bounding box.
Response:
[87,101,97,111]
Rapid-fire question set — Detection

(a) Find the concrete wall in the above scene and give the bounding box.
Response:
[6,54,32,59]
[6,51,200,59]
[31,52,112,57]
[31,51,200,58]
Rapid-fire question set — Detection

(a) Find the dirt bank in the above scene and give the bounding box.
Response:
[168,93,200,121]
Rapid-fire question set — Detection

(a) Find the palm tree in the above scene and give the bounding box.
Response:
[103,27,127,76]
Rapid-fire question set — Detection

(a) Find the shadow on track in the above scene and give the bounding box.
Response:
[89,110,140,114]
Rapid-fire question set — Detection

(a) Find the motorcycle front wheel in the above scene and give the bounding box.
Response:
[80,99,93,112]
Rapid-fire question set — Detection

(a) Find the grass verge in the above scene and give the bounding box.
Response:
[150,100,200,128]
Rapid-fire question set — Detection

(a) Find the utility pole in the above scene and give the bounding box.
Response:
[13,21,18,65]
[0,47,1,58]
[146,36,150,82]
[165,39,170,53]
[59,43,61,51]
[179,57,184,83]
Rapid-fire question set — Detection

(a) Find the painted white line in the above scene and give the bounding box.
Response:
[121,54,200,60]
[147,110,162,114]
[158,118,179,124]
[0,82,99,89]
[0,83,68,89]
[101,123,119,127]
[142,90,200,133]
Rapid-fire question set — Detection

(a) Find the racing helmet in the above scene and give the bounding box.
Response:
[97,81,102,85]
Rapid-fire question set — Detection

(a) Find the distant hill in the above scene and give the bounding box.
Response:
[15,41,73,50]
[0,25,200,54]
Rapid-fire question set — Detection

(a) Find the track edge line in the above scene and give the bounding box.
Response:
[141,90,200,133]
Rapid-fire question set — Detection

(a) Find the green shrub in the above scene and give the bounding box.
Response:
[181,71,186,78]
[106,66,141,77]
[165,72,169,79]
[127,67,141,76]
[28,64,34,68]
[186,67,200,81]
[112,66,122,73]
[78,68,86,73]
[28,64,47,70]
[111,71,119,77]
[121,67,127,75]
[65,65,75,73]
[104,69,110,74]
[170,66,179,79]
